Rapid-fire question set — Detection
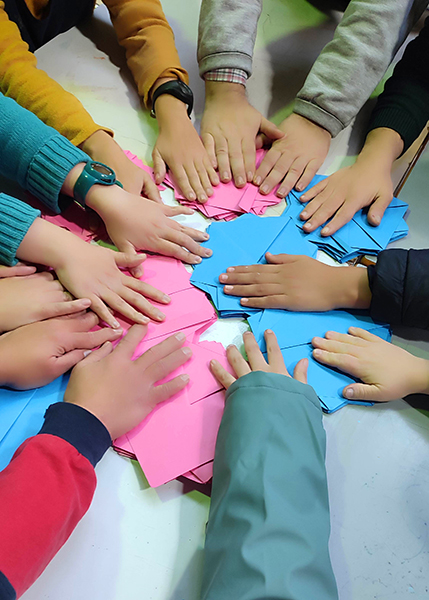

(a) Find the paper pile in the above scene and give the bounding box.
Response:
[163,150,282,220]
[285,175,409,262]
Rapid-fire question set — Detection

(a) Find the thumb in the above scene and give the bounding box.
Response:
[265,252,296,265]
[114,251,146,270]
[260,117,285,141]
[115,243,146,278]
[343,382,382,402]
[76,340,115,366]
[162,204,194,217]
[293,358,308,385]
[152,148,166,186]
[367,191,393,226]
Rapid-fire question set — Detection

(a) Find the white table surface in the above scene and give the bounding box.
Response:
[15,2,429,598]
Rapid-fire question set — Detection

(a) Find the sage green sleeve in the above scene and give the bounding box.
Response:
[202,371,338,600]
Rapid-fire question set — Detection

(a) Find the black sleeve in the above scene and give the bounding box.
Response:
[367,17,429,153]
[368,249,429,329]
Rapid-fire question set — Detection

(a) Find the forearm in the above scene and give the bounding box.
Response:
[0,403,110,599]
[202,371,338,600]
[294,0,426,136]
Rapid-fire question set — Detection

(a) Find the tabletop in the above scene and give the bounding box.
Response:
[14,2,429,599]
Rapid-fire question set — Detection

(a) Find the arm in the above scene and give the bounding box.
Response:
[203,333,338,600]
[367,16,429,153]
[294,0,426,137]
[0,402,111,600]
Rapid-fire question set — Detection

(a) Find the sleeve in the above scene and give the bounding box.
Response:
[103,0,188,108]
[201,371,338,600]
[0,93,90,214]
[0,2,112,146]
[0,194,40,266]
[293,0,427,137]
[0,402,111,600]
[368,248,429,329]
[197,0,262,77]
[367,17,429,153]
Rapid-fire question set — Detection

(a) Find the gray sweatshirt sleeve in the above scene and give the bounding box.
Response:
[294,0,427,136]
[201,371,338,600]
[197,0,262,77]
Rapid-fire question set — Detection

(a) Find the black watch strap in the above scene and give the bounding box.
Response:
[151,81,194,118]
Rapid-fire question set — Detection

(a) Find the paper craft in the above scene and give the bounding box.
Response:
[164,149,282,220]
[191,214,317,317]
[284,177,409,262]
[0,388,38,444]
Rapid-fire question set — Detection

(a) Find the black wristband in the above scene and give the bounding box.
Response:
[151,80,194,118]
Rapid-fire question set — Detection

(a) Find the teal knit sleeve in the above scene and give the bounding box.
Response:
[0,93,89,214]
[202,371,338,600]
[0,194,40,266]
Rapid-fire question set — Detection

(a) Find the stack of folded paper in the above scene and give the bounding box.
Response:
[164,150,282,220]
[284,175,409,262]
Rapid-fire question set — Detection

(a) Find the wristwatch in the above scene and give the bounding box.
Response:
[150,80,194,118]
[73,161,123,208]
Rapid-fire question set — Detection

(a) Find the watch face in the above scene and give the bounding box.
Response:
[92,162,113,176]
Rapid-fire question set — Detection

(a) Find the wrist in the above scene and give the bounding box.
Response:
[331,266,372,310]
[61,163,85,197]
[155,93,189,125]
[79,130,113,157]
[358,128,403,169]
[205,80,246,100]
[84,182,121,217]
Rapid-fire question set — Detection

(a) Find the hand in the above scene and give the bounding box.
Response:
[0,263,37,278]
[219,253,372,311]
[210,329,308,389]
[153,94,219,203]
[17,218,171,328]
[254,113,331,198]
[0,271,92,333]
[299,162,394,236]
[64,325,192,440]
[201,82,283,187]
[80,131,161,202]
[87,185,212,265]
[0,312,122,390]
[312,327,429,402]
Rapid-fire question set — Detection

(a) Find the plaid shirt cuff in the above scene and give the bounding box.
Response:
[204,68,248,86]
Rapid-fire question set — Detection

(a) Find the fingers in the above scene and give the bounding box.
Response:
[162,205,195,217]
[70,326,123,351]
[180,225,210,243]
[138,331,187,369]
[243,331,268,371]
[114,251,146,270]
[210,358,236,390]
[320,201,359,236]
[39,298,92,320]
[240,295,288,309]
[226,344,251,378]
[55,349,94,374]
[300,178,328,203]
[276,157,307,198]
[295,158,320,193]
[153,238,204,265]
[147,346,192,383]
[342,382,382,402]
[119,286,166,322]
[72,340,114,367]
[89,295,121,329]
[202,132,218,170]
[265,252,296,265]
[214,136,232,183]
[152,149,166,186]
[254,147,282,188]
[141,173,162,203]
[114,324,147,360]
[151,373,190,404]
[265,329,289,375]
[367,192,393,226]
[167,229,212,260]
[0,263,37,277]
[259,117,284,142]
[101,288,150,325]
[293,358,308,384]
[241,137,256,182]
[125,275,170,305]
[301,192,343,233]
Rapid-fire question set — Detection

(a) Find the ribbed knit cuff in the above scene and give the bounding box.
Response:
[39,403,112,468]
[367,108,424,155]
[0,195,40,266]
[26,136,90,214]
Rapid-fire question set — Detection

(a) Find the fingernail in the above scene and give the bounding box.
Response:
[140,316,150,324]
[210,359,218,367]
[176,332,186,341]
[301,194,308,201]
[163,294,171,303]
[200,194,207,202]
[219,274,228,282]
[181,374,190,383]
[313,349,322,357]
[155,311,165,321]
[112,319,121,329]
[194,256,202,263]
[372,215,380,225]
[222,172,229,181]
[83,350,92,357]
[227,267,235,272]
[241,298,249,303]
[203,232,209,240]
[227,344,235,350]
[321,227,330,236]
[265,329,273,334]
[204,249,212,257]
[254,176,261,186]
[79,299,91,307]
[296,184,303,191]
[134,268,143,277]
[236,177,244,186]
[205,187,213,196]
[303,223,312,231]
[183,347,192,357]
[345,388,354,398]
[277,188,286,197]
[300,211,307,219]
[189,192,196,201]
[224,285,233,292]
[261,185,269,194]
[112,328,123,336]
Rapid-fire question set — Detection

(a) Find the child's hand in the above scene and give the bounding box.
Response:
[0,312,122,390]
[87,187,212,265]
[0,271,91,333]
[210,329,308,389]
[152,95,219,203]
[219,253,371,311]
[254,113,331,197]
[312,327,429,402]
[0,263,37,278]
[64,325,192,440]
[299,162,394,236]
[16,218,170,329]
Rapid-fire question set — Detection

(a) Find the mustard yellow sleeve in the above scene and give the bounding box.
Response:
[104,0,189,108]
[0,2,112,146]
